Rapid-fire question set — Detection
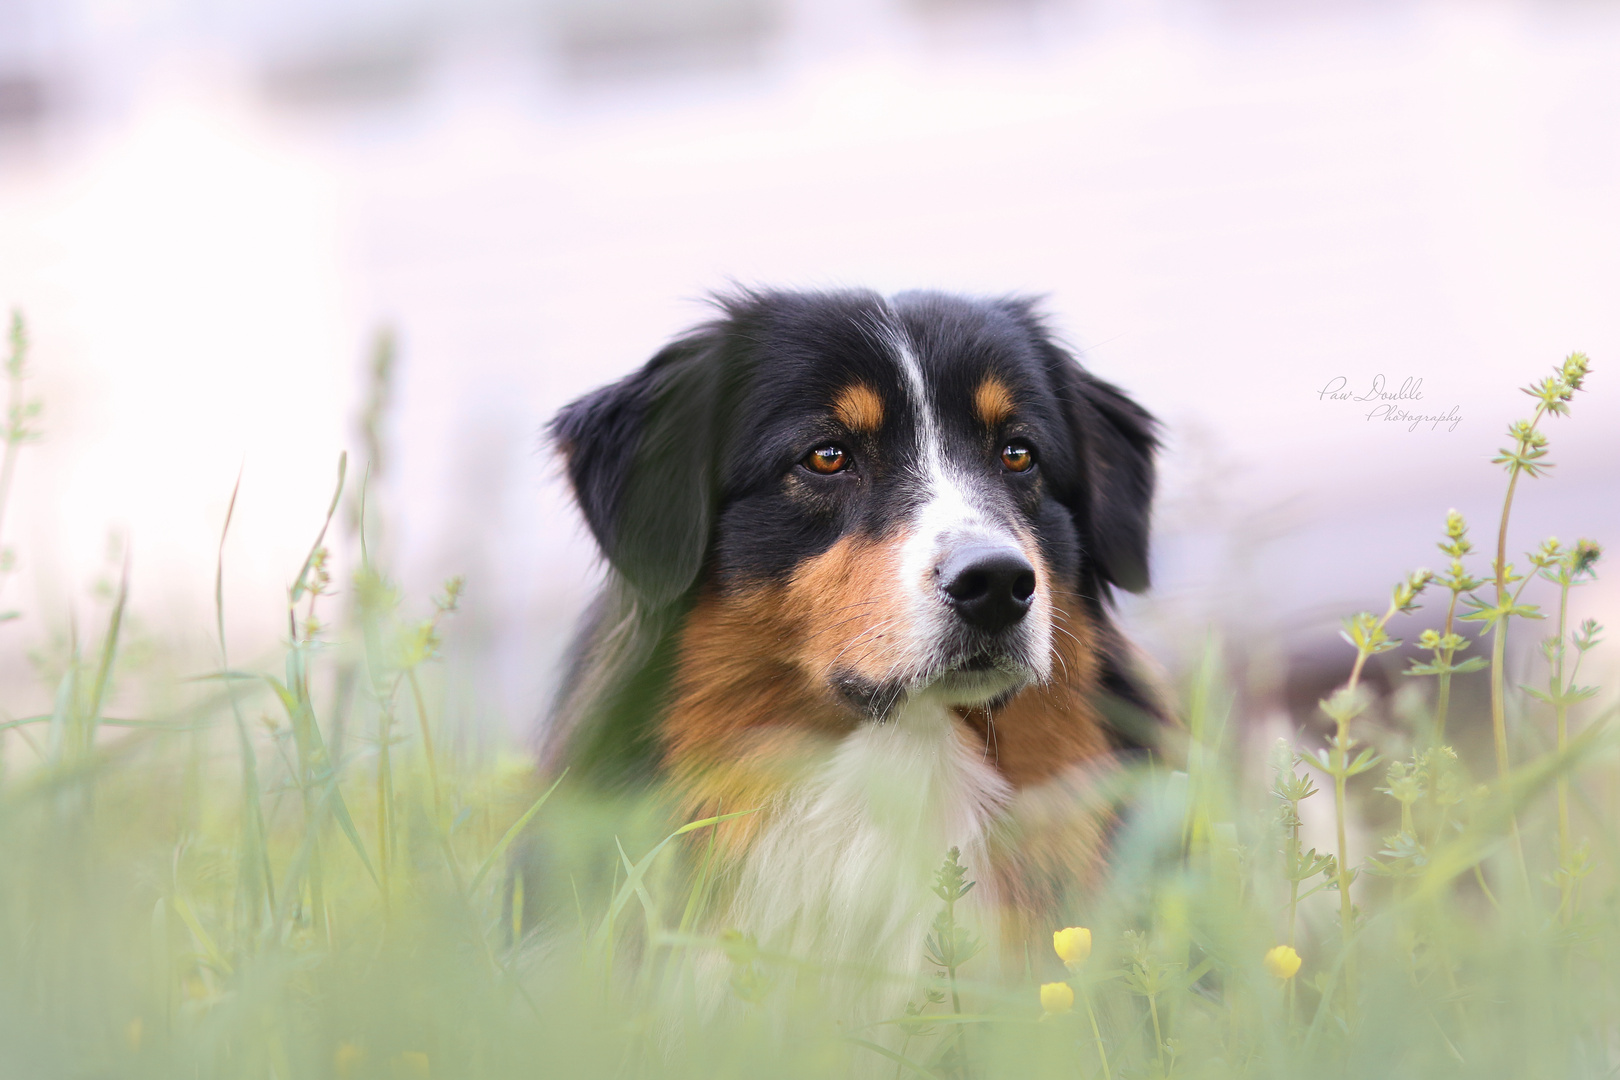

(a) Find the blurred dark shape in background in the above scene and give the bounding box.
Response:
[261,39,429,108]
[0,0,58,136]
[552,0,782,82]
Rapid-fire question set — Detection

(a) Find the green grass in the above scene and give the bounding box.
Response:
[0,312,1612,1078]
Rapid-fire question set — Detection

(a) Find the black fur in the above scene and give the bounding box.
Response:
[551,326,734,608]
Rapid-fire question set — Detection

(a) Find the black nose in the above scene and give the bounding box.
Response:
[939,545,1036,634]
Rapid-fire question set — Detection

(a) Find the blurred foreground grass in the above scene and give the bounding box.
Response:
[0,314,1614,1079]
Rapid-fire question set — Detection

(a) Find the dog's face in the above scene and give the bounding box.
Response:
[553,289,1156,723]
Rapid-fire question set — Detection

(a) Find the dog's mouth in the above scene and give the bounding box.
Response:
[832,649,1034,721]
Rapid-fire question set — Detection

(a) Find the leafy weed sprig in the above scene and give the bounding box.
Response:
[1313,568,1431,991]
[1525,539,1604,920]
[1462,354,1590,872]
[1405,511,1487,744]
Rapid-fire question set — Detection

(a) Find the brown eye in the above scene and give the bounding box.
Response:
[1000,441,1035,473]
[803,445,848,475]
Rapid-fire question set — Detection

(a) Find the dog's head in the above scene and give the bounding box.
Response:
[553,289,1156,721]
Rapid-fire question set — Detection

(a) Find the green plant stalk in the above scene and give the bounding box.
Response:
[1283,779,1312,950]
[215,472,275,933]
[0,338,20,557]
[942,890,962,1019]
[1080,982,1111,1080]
[289,643,329,943]
[1282,783,1304,1026]
[0,311,33,569]
[1489,403,1548,876]
[0,306,41,839]
[1550,570,1583,923]
[1488,619,1514,787]
[1149,989,1166,1076]
[1182,641,1217,856]
[83,558,128,754]
[356,590,398,912]
[1335,645,1375,949]
[1332,736,1353,952]
[377,696,394,913]
[1327,593,1408,1017]
[511,872,524,942]
[1434,589,1461,745]
[46,629,79,764]
[922,849,980,1071]
[285,453,348,943]
[408,669,444,831]
[1554,577,1572,917]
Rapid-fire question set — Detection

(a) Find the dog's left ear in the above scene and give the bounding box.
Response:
[550,325,733,608]
[1062,366,1158,593]
[1012,306,1159,595]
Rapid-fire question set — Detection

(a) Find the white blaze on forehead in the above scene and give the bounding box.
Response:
[881,320,998,575]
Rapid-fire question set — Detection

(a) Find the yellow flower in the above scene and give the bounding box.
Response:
[394,1051,431,1078]
[1039,981,1075,1015]
[1053,926,1092,968]
[1264,945,1302,980]
[334,1043,366,1078]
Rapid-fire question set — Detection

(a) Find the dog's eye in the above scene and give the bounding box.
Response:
[1000,441,1036,473]
[802,445,849,475]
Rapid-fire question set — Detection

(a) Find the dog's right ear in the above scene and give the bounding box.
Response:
[550,326,731,608]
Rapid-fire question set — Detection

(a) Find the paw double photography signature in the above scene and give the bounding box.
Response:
[1317,375,1463,432]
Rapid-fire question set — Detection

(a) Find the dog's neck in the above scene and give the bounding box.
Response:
[716,694,1012,1016]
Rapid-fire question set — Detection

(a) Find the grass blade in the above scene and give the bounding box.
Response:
[469,769,568,895]
[591,808,758,951]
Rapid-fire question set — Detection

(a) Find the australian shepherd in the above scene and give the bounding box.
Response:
[540,288,1163,1005]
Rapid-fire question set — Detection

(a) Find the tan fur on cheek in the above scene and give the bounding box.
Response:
[783,533,915,686]
[832,383,885,433]
[973,377,1016,428]
[662,588,853,852]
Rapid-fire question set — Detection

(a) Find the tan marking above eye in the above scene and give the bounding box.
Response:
[832,383,885,433]
[974,377,1016,427]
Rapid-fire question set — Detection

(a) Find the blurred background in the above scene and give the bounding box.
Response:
[0,0,1615,750]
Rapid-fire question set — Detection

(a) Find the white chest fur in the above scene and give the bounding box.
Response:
[723,699,1013,1013]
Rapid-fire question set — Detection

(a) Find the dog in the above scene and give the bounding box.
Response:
[541,287,1162,1007]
